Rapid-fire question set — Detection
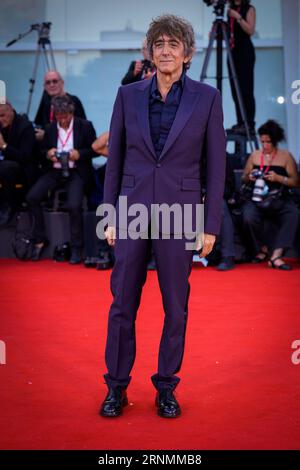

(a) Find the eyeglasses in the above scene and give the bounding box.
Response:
[45,79,60,85]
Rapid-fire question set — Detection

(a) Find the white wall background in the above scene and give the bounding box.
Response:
[0,0,295,159]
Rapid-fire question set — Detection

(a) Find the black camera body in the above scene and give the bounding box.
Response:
[142,59,154,75]
[203,0,227,17]
[251,169,264,179]
[55,151,70,178]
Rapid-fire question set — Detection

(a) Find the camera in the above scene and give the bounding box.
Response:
[251,169,264,179]
[142,59,154,75]
[251,170,269,202]
[203,0,228,17]
[55,151,70,178]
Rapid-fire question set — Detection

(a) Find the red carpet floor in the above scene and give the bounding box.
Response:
[0,259,300,450]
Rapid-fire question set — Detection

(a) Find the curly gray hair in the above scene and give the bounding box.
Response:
[146,14,196,70]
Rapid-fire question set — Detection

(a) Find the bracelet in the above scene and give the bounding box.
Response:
[237,16,242,23]
[282,176,288,186]
[1,143,7,151]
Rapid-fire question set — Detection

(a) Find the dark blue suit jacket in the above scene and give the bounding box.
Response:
[104,75,226,235]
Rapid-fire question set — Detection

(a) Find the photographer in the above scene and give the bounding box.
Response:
[121,38,155,85]
[241,120,300,270]
[26,95,96,263]
[0,101,36,225]
[227,0,256,133]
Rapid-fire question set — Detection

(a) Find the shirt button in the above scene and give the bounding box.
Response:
[156,163,161,168]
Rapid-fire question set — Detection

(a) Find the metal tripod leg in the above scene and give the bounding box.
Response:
[26,42,42,116]
[41,40,56,71]
[200,23,218,82]
[26,38,56,117]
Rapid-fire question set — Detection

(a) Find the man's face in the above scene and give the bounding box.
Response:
[44,72,64,97]
[0,105,14,129]
[152,34,189,77]
[55,112,73,129]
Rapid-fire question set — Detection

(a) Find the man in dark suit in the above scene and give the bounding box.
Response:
[0,102,35,224]
[100,15,226,418]
[27,95,96,264]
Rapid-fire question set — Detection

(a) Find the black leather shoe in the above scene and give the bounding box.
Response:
[69,248,81,265]
[155,389,181,418]
[100,388,128,417]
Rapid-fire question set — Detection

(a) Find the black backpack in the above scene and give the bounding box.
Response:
[12,212,35,261]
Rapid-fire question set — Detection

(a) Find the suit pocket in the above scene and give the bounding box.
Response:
[181,178,201,191]
[121,174,135,188]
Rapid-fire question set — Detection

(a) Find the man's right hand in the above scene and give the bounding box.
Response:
[47,148,58,162]
[133,60,143,76]
[105,226,116,246]
[35,128,45,141]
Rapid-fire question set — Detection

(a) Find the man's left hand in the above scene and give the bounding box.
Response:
[195,233,216,258]
[69,149,80,161]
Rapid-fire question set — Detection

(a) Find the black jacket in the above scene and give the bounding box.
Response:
[43,117,97,191]
[121,61,144,85]
[1,112,35,165]
[34,92,86,129]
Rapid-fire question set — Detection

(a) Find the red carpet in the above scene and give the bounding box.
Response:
[0,259,300,450]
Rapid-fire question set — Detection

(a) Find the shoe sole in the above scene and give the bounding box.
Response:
[157,409,181,418]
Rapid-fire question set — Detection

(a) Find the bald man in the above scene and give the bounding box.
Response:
[34,70,86,140]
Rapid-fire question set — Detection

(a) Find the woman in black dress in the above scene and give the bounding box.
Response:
[227,0,256,133]
[242,120,300,270]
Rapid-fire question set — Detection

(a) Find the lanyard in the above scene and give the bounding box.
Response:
[58,126,73,150]
[260,150,277,174]
[50,105,54,123]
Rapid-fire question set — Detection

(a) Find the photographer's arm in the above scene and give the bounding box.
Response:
[74,121,97,162]
[42,126,57,162]
[228,6,256,36]
[264,153,300,188]
[92,131,109,157]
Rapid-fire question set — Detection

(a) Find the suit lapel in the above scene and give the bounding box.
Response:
[158,76,201,161]
[50,123,58,148]
[136,80,157,159]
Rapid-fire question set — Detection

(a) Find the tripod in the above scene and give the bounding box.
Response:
[200,12,258,152]
[6,22,56,117]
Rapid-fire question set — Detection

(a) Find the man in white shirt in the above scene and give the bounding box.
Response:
[27,95,96,263]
